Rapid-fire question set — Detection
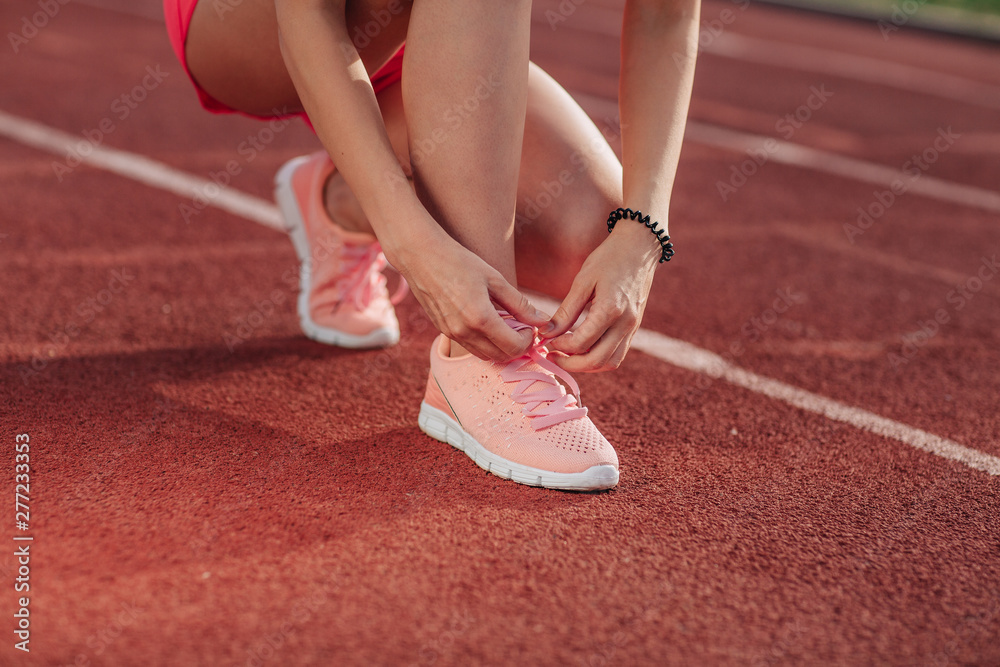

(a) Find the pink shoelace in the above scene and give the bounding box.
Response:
[330,242,408,311]
[499,317,588,431]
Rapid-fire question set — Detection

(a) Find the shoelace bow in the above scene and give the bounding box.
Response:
[328,242,408,311]
[498,317,588,431]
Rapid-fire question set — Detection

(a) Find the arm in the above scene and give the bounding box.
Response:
[620,0,701,237]
[274,0,547,359]
[274,0,428,251]
[544,0,701,372]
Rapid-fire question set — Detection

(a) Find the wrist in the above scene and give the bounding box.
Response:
[361,180,434,261]
[606,207,671,268]
[376,206,451,271]
[609,222,661,269]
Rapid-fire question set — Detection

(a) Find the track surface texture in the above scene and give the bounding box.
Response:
[2,0,999,665]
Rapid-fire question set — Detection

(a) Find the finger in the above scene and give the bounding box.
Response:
[481,312,534,360]
[551,320,631,373]
[543,277,594,339]
[551,335,616,373]
[456,306,532,361]
[487,277,550,329]
[445,325,511,363]
[429,303,513,363]
[547,301,617,356]
[604,329,635,370]
[456,337,509,363]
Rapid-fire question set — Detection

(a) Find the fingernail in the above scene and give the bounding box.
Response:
[540,321,556,335]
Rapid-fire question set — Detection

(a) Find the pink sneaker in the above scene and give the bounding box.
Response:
[418,324,620,491]
[274,152,405,348]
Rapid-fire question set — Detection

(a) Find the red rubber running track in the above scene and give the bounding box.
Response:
[1,0,999,664]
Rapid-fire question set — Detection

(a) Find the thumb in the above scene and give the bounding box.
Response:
[544,279,593,339]
[488,278,550,329]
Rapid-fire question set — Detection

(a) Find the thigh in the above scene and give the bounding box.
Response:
[184,0,411,117]
[514,63,624,298]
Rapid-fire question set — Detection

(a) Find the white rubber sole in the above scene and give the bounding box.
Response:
[274,157,399,349]
[418,402,619,491]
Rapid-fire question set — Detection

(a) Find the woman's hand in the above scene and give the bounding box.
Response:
[548,0,700,374]
[389,227,550,362]
[541,222,662,372]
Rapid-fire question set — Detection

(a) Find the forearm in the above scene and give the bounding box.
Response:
[619,0,701,236]
[275,0,443,259]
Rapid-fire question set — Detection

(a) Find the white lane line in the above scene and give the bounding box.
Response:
[572,91,1000,217]
[622,325,1000,476]
[0,240,282,270]
[686,122,1000,215]
[769,222,1000,298]
[0,110,285,232]
[69,0,1000,110]
[573,11,1000,110]
[705,33,1000,112]
[2,108,998,476]
[77,0,1000,109]
[560,295,1000,476]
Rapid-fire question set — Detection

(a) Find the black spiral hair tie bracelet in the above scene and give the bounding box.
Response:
[606,208,674,263]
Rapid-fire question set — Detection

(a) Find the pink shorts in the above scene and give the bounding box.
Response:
[163,0,404,125]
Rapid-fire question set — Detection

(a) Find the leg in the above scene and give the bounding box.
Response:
[515,64,624,300]
[184,0,415,348]
[329,64,623,291]
[328,62,624,298]
[184,0,413,233]
[185,0,616,300]
[401,0,532,285]
[184,0,411,116]
[324,81,409,235]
